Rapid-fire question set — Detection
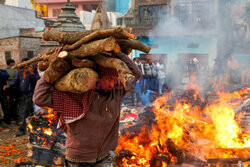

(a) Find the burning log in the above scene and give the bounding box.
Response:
[166,139,207,167]
[27,109,66,166]
[55,68,98,94]
[114,150,134,167]
[149,153,171,167]
[207,157,250,164]
[28,144,65,166]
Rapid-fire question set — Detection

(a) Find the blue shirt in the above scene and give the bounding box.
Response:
[141,90,154,106]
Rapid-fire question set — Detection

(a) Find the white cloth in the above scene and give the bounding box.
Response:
[156,63,166,79]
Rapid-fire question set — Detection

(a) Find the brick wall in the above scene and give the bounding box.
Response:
[20,37,42,61]
[0,36,42,68]
[0,37,20,68]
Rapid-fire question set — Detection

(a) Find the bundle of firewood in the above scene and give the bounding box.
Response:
[13,27,151,93]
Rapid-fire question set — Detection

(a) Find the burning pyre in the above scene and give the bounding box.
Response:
[115,88,250,167]
[26,108,66,166]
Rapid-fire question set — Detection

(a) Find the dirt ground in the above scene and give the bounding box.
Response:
[0,125,29,167]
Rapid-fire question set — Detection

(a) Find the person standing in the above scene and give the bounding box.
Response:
[33,52,142,167]
[133,57,144,106]
[5,59,18,124]
[4,58,40,136]
[156,60,166,95]
[144,60,153,91]
[0,69,9,126]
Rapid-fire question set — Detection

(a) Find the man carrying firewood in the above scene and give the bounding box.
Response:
[33,52,142,167]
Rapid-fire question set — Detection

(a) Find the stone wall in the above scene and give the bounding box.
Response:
[20,37,42,61]
[0,37,20,68]
[0,36,42,68]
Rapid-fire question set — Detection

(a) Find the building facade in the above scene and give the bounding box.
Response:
[0,4,45,67]
[5,0,33,9]
[35,0,103,20]
[0,29,43,68]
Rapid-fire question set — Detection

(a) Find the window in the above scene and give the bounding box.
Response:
[5,51,11,62]
[27,51,34,59]
[52,9,61,17]
[187,43,199,48]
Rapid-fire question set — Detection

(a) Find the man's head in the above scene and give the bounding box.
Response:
[22,57,30,62]
[97,67,119,91]
[6,59,15,66]
[133,57,139,63]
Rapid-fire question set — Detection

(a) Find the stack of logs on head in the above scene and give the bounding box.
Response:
[13,27,151,93]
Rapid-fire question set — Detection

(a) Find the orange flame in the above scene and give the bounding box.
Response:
[117,89,250,166]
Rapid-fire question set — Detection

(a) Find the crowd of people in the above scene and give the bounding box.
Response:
[124,57,170,107]
[0,58,40,137]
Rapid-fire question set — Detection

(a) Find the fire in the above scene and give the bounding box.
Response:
[43,128,54,136]
[43,108,55,125]
[116,89,250,166]
[27,122,33,130]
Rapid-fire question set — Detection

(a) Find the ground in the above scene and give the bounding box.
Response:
[0,125,29,167]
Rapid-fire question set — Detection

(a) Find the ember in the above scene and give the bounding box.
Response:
[116,89,250,166]
[26,108,66,166]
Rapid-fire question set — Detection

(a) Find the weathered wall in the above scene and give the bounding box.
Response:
[0,37,20,68]
[20,37,42,61]
[0,4,45,38]
[0,36,42,68]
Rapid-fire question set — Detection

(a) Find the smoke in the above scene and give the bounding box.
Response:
[147,0,249,92]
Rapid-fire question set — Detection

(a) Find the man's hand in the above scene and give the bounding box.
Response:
[3,85,9,91]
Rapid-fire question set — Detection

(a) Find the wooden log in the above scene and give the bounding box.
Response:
[120,45,133,55]
[43,27,134,44]
[58,51,97,68]
[117,39,151,54]
[62,27,136,51]
[207,157,250,164]
[12,54,51,69]
[149,154,171,167]
[69,37,119,58]
[166,139,207,167]
[44,57,71,83]
[72,59,96,68]
[58,51,78,63]
[38,61,49,72]
[55,68,98,94]
[92,55,136,92]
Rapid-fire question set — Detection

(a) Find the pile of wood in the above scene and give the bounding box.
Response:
[13,27,151,93]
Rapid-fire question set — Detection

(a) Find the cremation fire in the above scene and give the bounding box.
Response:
[116,88,250,166]
[26,108,66,166]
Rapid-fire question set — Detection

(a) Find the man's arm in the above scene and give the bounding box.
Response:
[116,52,142,81]
[8,71,20,88]
[33,76,54,108]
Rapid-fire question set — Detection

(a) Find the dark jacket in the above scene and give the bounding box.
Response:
[9,69,40,95]
[33,52,142,163]
[0,69,9,97]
